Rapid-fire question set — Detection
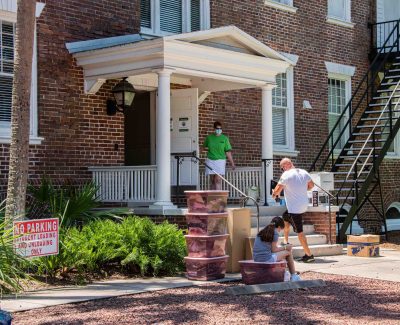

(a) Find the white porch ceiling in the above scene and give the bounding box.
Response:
[66,26,294,94]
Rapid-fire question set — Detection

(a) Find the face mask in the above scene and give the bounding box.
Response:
[215,129,222,135]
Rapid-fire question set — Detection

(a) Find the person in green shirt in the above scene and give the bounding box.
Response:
[203,121,235,190]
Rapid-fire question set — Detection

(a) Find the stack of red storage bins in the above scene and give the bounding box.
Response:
[184,190,230,280]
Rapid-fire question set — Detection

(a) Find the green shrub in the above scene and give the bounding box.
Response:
[32,216,187,278]
[0,220,30,293]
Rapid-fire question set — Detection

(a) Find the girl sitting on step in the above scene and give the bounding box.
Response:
[253,216,301,282]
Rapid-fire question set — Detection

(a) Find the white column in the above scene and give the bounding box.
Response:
[261,84,276,205]
[152,69,175,209]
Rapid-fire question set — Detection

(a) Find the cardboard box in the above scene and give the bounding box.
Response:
[225,208,251,272]
[347,234,380,257]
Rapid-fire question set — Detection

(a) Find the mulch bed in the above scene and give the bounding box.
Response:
[12,272,400,325]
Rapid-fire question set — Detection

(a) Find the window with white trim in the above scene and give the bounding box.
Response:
[140,0,210,36]
[327,0,351,22]
[0,3,44,144]
[328,77,350,150]
[272,69,294,151]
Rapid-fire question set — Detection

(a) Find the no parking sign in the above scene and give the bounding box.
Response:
[13,218,59,258]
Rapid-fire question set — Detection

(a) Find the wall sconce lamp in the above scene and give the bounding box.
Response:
[106,77,136,115]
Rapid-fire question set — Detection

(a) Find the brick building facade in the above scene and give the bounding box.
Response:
[0,0,399,233]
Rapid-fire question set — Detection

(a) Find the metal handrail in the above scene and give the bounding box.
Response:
[173,152,262,233]
[309,20,400,173]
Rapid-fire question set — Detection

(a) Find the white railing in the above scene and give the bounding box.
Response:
[89,166,157,202]
[199,166,263,199]
[89,165,263,203]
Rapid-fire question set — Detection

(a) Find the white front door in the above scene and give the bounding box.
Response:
[377,0,400,49]
[170,88,199,186]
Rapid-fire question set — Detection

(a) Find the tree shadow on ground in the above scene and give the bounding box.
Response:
[15,273,400,325]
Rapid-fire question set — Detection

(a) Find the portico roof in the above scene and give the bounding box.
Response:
[66,26,294,94]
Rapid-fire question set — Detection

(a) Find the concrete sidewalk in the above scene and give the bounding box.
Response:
[296,248,400,282]
[1,274,241,313]
[2,249,400,313]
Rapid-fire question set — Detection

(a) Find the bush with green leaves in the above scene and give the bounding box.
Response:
[0,219,30,293]
[32,216,187,278]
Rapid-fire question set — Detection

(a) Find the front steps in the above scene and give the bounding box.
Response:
[249,213,343,258]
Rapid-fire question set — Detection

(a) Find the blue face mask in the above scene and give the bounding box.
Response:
[215,128,222,135]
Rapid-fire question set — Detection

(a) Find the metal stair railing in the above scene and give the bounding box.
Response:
[309,20,400,173]
[337,86,400,241]
[172,152,262,233]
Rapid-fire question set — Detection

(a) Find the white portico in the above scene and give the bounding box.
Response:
[67,26,294,210]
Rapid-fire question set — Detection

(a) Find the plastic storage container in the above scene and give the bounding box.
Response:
[184,255,228,280]
[239,260,287,285]
[185,190,229,213]
[186,213,228,236]
[185,234,229,258]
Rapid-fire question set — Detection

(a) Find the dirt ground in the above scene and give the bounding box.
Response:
[13,272,400,325]
[380,230,400,250]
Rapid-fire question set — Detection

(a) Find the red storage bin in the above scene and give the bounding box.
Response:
[185,190,228,213]
[186,213,228,236]
[185,234,229,258]
[239,260,287,285]
[184,255,228,281]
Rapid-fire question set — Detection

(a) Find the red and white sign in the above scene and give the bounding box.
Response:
[13,218,59,258]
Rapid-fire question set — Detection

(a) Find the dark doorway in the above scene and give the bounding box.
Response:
[125,92,151,165]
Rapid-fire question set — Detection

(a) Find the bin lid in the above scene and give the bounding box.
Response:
[184,255,229,261]
[184,234,229,239]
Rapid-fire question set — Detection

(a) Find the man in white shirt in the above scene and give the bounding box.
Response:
[272,158,315,263]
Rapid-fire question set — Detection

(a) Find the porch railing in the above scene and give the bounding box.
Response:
[89,165,263,202]
[199,166,263,199]
[89,165,157,202]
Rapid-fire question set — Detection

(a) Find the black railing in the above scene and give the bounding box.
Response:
[370,20,400,54]
[310,20,400,173]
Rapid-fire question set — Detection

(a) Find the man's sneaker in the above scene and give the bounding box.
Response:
[302,254,315,263]
[290,273,301,282]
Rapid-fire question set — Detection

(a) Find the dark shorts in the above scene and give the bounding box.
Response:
[282,211,304,233]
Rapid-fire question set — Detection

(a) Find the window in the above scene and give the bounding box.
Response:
[328,78,349,150]
[140,0,210,36]
[272,68,294,152]
[272,0,293,5]
[0,20,14,125]
[0,3,45,144]
[264,0,297,13]
[327,0,351,22]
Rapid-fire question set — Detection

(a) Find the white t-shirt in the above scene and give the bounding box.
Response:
[278,168,312,214]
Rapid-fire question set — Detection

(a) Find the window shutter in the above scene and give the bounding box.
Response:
[328,0,346,20]
[160,0,182,34]
[0,20,14,123]
[0,75,12,122]
[140,0,152,28]
[273,108,287,146]
[190,0,201,32]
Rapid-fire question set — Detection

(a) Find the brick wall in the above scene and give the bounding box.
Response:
[303,211,336,244]
[0,0,140,190]
[0,0,399,232]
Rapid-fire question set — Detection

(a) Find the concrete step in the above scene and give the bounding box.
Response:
[250,223,315,236]
[248,234,327,247]
[292,244,344,258]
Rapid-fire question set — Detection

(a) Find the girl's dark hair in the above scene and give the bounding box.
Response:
[258,217,284,243]
[213,121,222,129]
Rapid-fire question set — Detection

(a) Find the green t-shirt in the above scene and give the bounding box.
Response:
[203,134,232,160]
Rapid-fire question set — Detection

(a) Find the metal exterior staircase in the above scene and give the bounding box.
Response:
[310,20,400,243]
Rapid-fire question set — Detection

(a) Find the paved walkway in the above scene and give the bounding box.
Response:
[2,249,399,313]
[296,249,400,282]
